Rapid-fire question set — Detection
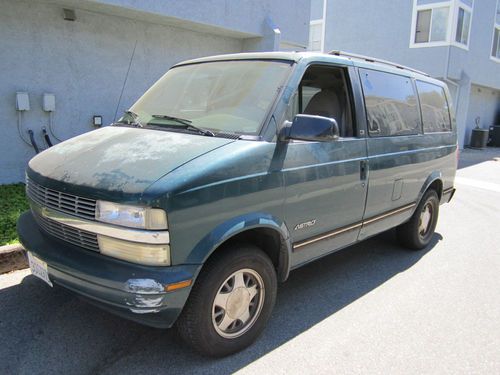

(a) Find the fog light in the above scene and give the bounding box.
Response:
[97,235,170,266]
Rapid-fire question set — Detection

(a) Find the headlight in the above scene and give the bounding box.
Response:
[96,201,167,230]
[98,235,170,266]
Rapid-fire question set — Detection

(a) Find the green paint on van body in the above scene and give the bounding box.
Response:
[18,52,457,328]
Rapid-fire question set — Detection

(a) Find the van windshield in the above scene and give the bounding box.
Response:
[119,60,292,135]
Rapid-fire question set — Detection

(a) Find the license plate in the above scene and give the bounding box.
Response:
[28,252,53,287]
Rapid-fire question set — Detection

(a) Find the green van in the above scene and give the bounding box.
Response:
[18,51,457,357]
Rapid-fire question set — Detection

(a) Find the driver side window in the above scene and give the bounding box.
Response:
[288,65,355,137]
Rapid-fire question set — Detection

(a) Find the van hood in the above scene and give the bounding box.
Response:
[28,126,234,195]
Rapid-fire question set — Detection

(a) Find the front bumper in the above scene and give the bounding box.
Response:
[17,211,201,328]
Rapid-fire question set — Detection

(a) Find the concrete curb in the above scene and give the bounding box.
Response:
[0,243,24,254]
[0,243,28,274]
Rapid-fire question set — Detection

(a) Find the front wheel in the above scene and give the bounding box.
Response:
[176,244,277,357]
[397,189,439,250]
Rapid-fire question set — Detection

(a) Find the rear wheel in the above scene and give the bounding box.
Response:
[176,244,277,357]
[397,189,439,250]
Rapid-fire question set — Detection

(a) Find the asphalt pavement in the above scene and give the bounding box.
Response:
[1,148,499,374]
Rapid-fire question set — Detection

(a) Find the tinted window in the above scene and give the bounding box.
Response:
[416,81,451,132]
[360,69,421,136]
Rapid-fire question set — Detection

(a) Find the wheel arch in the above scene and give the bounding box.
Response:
[186,213,293,282]
[419,172,443,203]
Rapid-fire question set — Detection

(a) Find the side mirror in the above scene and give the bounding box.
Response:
[283,114,339,142]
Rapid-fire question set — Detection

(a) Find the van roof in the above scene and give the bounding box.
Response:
[176,51,438,82]
[327,50,430,77]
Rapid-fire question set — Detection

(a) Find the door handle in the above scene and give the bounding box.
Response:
[360,160,368,182]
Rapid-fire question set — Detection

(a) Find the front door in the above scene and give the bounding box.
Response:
[282,64,368,267]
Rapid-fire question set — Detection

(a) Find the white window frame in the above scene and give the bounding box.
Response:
[309,19,324,52]
[409,0,473,50]
[491,0,500,63]
[491,25,500,63]
[308,0,327,52]
[451,2,473,50]
[410,1,454,48]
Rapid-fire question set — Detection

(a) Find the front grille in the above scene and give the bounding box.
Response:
[26,177,97,220]
[33,211,100,252]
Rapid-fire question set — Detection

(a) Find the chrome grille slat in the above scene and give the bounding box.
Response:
[26,177,96,220]
[41,220,97,241]
[27,177,100,252]
[33,211,99,252]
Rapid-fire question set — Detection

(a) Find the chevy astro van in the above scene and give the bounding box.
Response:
[18,51,457,357]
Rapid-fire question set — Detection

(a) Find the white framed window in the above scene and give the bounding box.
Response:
[454,5,472,46]
[491,0,500,62]
[492,26,500,61]
[308,20,323,52]
[410,0,473,50]
[308,0,327,52]
[411,2,452,47]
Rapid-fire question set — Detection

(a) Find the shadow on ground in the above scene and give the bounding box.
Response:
[0,230,441,374]
[458,147,500,169]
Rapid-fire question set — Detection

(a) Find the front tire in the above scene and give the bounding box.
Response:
[176,244,277,357]
[397,189,439,250]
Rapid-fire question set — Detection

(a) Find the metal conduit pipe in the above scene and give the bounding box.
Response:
[27,129,40,154]
[42,127,53,147]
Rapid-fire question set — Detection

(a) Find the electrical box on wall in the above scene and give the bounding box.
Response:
[16,92,30,111]
[93,115,102,127]
[43,93,56,112]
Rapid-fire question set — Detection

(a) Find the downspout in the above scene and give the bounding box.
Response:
[321,0,327,52]
[265,16,281,51]
[443,45,464,150]
[443,45,460,105]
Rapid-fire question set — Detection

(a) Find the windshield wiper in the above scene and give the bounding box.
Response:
[121,110,144,127]
[150,114,214,136]
[151,114,192,125]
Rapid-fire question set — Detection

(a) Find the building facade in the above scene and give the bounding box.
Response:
[309,0,500,148]
[0,0,310,184]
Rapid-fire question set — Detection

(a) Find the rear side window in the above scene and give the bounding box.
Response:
[416,81,452,132]
[360,68,420,137]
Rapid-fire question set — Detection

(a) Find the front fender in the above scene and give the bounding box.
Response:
[185,212,293,281]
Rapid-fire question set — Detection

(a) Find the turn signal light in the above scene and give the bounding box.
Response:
[165,279,192,292]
